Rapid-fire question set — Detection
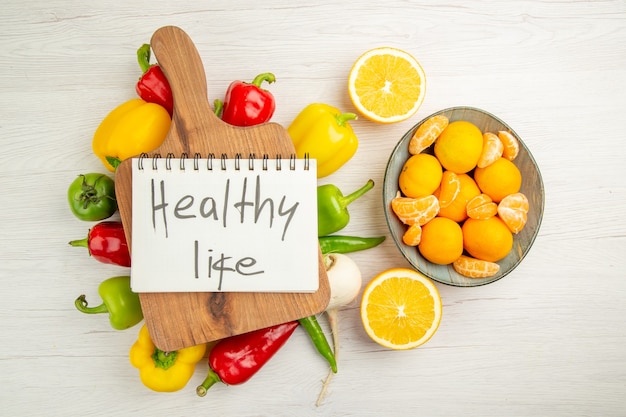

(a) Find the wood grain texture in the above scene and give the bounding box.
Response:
[1,1,625,416]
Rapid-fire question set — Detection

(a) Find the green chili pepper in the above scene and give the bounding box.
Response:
[317,179,374,237]
[74,276,143,330]
[298,316,337,373]
[319,235,385,254]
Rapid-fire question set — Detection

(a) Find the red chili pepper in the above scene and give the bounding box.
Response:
[196,321,298,396]
[135,44,174,116]
[220,73,276,126]
[69,221,131,267]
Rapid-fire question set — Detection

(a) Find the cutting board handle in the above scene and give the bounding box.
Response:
[150,26,220,152]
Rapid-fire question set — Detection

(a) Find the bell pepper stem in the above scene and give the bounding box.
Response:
[152,348,178,370]
[341,179,375,207]
[68,237,88,248]
[105,156,122,170]
[213,99,224,118]
[335,112,358,127]
[74,295,109,315]
[250,72,276,88]
[137,44,152,74]
[196,368,222,397]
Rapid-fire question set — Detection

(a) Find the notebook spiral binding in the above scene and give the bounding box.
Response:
[137,152,310,171]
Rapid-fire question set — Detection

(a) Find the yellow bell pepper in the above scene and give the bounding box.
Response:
[92,98,171,171]
[287,103,358,178]
[129,324,206,392]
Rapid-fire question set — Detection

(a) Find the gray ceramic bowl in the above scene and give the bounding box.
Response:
[383,106,544,286]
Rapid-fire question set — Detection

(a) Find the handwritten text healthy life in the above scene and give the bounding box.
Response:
[130,157,319,293]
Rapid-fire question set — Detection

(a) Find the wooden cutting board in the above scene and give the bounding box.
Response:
[115,26,329,352]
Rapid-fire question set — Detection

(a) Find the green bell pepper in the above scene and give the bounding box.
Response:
[317,180,374,237]
[74,276,143,330]
[67,173,117,221]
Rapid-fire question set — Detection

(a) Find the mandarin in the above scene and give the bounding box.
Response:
[398,153,443,198]
[434,120,483,174]
[474,157,522,203]
[418,217,464,265]
[462,217,513,262]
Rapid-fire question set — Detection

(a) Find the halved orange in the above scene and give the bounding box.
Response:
[348,47,426,124]
[391,193,439,226]
[452,255,500,278]
[408,115,448,155]
[360,268,442,350]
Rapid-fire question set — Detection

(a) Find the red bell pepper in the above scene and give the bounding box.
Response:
[135,44,174,116]
[69,221,131,267]
[196,321,298,396]
[221,73,276,126]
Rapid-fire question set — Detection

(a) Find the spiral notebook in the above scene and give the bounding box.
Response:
[130,153,318,293]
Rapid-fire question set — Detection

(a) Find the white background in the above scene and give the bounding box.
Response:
[1,1,625,416]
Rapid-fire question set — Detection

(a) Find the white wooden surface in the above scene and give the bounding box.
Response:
[1,1,625,416]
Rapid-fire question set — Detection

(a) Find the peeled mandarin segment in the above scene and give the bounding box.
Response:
[453,255,500,278]
[499,192,529,212]
[497,192,529,233]
[391,193,439,226]
[408,115,449,155]
[477,132,504,168]
[360,268,442,350]
[437,171,461,209]
[466,193,498,220]
[402,223,422,246]
[348,47,426,124]
[436,173,481,222]
[499,209,528,234]
[497,130,520,161]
